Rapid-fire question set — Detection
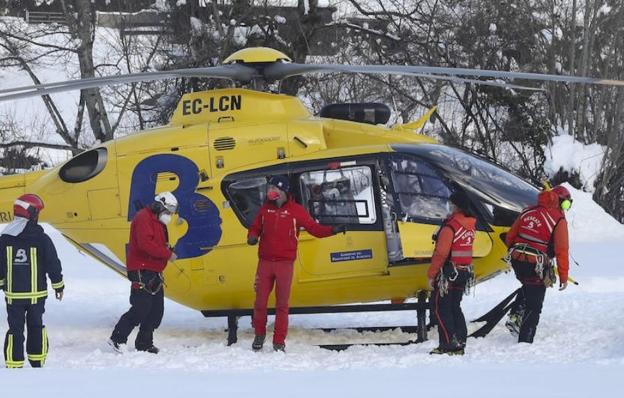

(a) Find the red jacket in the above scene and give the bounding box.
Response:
[427,211,476,280]
[126,207,172,273]
[248,198,334,261]
[506,190,569,283]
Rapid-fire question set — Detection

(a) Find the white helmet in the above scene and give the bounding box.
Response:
[154,191,178,213]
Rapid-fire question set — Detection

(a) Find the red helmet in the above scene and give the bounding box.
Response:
[552,185,571,201]
[13,194,45,220]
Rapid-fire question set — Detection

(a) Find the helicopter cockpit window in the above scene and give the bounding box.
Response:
[393,144,538,213]
[225,177,267,227]
[389,157,452,222]
[299,166,376,225]
[59,148,108,183]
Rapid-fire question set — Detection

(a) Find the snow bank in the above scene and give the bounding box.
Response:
[564,183,624,242]
[544,134,605,191]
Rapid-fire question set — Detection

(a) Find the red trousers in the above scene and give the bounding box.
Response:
[252,259,294,344]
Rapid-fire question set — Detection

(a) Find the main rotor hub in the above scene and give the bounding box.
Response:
[223,47,292,65]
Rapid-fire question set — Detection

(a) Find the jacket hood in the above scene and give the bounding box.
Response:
[538,190,560,210]
[1,218,43,238]
[451,210,476,230]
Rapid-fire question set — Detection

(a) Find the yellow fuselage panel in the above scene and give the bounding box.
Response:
[322,119,436,148]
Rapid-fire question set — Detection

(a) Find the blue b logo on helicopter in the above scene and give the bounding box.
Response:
[128,154,222,259]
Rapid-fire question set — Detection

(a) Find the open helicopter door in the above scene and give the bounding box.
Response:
[294,157,388,281]
[384,153,493,261]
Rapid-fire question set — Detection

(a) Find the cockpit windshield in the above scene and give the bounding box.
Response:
[392,144,538,214]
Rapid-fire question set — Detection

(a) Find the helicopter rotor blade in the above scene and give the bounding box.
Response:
[264,62,624,88]
[399,73,546,92]
[0,64,257,102]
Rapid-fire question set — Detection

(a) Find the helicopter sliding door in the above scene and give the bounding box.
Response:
[294,159,388,281]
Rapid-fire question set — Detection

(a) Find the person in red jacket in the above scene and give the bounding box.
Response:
[247,175,345,352]
[504,185,570,343]
[428,190,476,355]
[108,191,178,354]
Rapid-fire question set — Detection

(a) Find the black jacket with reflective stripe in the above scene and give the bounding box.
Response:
[0,222,64,304]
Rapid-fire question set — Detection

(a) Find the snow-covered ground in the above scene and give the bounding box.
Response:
[0,185,622,396]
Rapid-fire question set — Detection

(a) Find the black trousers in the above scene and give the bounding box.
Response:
[111,279,164,350]
[4,299,47,368]
[510,259,547,343]
[432,280,468,350]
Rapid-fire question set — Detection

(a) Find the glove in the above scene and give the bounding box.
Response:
[332,225,347,235]
[169,252,178,262]
[247,236,258,245]
[559,281,568,291]
[55,290,64,301]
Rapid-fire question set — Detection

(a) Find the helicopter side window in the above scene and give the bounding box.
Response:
[389,157,451,222]
[299,166,377,225]
[225,177,267,227]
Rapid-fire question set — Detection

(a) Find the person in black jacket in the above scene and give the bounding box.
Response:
[0,194,64,368]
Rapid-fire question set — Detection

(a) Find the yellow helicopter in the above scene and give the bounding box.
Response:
[1,47,622,346]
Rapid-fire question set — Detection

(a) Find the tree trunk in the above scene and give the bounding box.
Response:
[566,0,577,138]
[62,0,113,142]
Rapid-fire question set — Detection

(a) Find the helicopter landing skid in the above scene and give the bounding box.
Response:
[317,339,422,351]
[207,292,431,347]
[318,325,420,333]
[315,325,431,351]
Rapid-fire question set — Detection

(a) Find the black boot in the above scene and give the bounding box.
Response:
[137,345,159,354]
[252,335,265,351]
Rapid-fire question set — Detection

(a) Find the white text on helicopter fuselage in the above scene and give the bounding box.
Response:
[182,95,242,115]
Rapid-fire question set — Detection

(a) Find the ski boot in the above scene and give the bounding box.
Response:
[137,345,160,354]
[273,343,286,352]
[429,346,464,356]
[505,313,521,337]
[252,335,265,351]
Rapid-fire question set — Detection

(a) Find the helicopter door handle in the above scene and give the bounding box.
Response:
[217,116,234,123]
[293,136,308,148]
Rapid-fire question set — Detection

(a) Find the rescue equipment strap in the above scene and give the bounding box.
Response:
[506,244,549,280]
[436,262,474,297]
[133,271,164,295]
[517,232,549,245]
